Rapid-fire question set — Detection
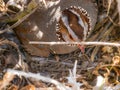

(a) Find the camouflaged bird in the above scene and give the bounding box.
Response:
[14,0,98,57]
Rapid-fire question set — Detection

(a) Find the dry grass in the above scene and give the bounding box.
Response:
[0,0,120,90]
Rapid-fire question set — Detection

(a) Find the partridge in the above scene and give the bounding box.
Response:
[14,0,98,57]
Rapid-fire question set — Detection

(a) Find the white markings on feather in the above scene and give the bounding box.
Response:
[56,6,92,42]
[61,15,80,41]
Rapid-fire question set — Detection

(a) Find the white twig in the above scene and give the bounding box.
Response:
[29,41,120,47]
[0,5,38,34]
[7,69,67,90]
[67,61,82,90]
[116,0,120,24]
[107,0,112,15]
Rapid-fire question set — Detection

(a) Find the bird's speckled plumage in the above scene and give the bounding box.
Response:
[14,0,98,57]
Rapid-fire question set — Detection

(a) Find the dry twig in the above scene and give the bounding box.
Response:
[7,69,67,90]
[29,41,120,47]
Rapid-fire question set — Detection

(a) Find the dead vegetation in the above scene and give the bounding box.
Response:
[0,0,120,90]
